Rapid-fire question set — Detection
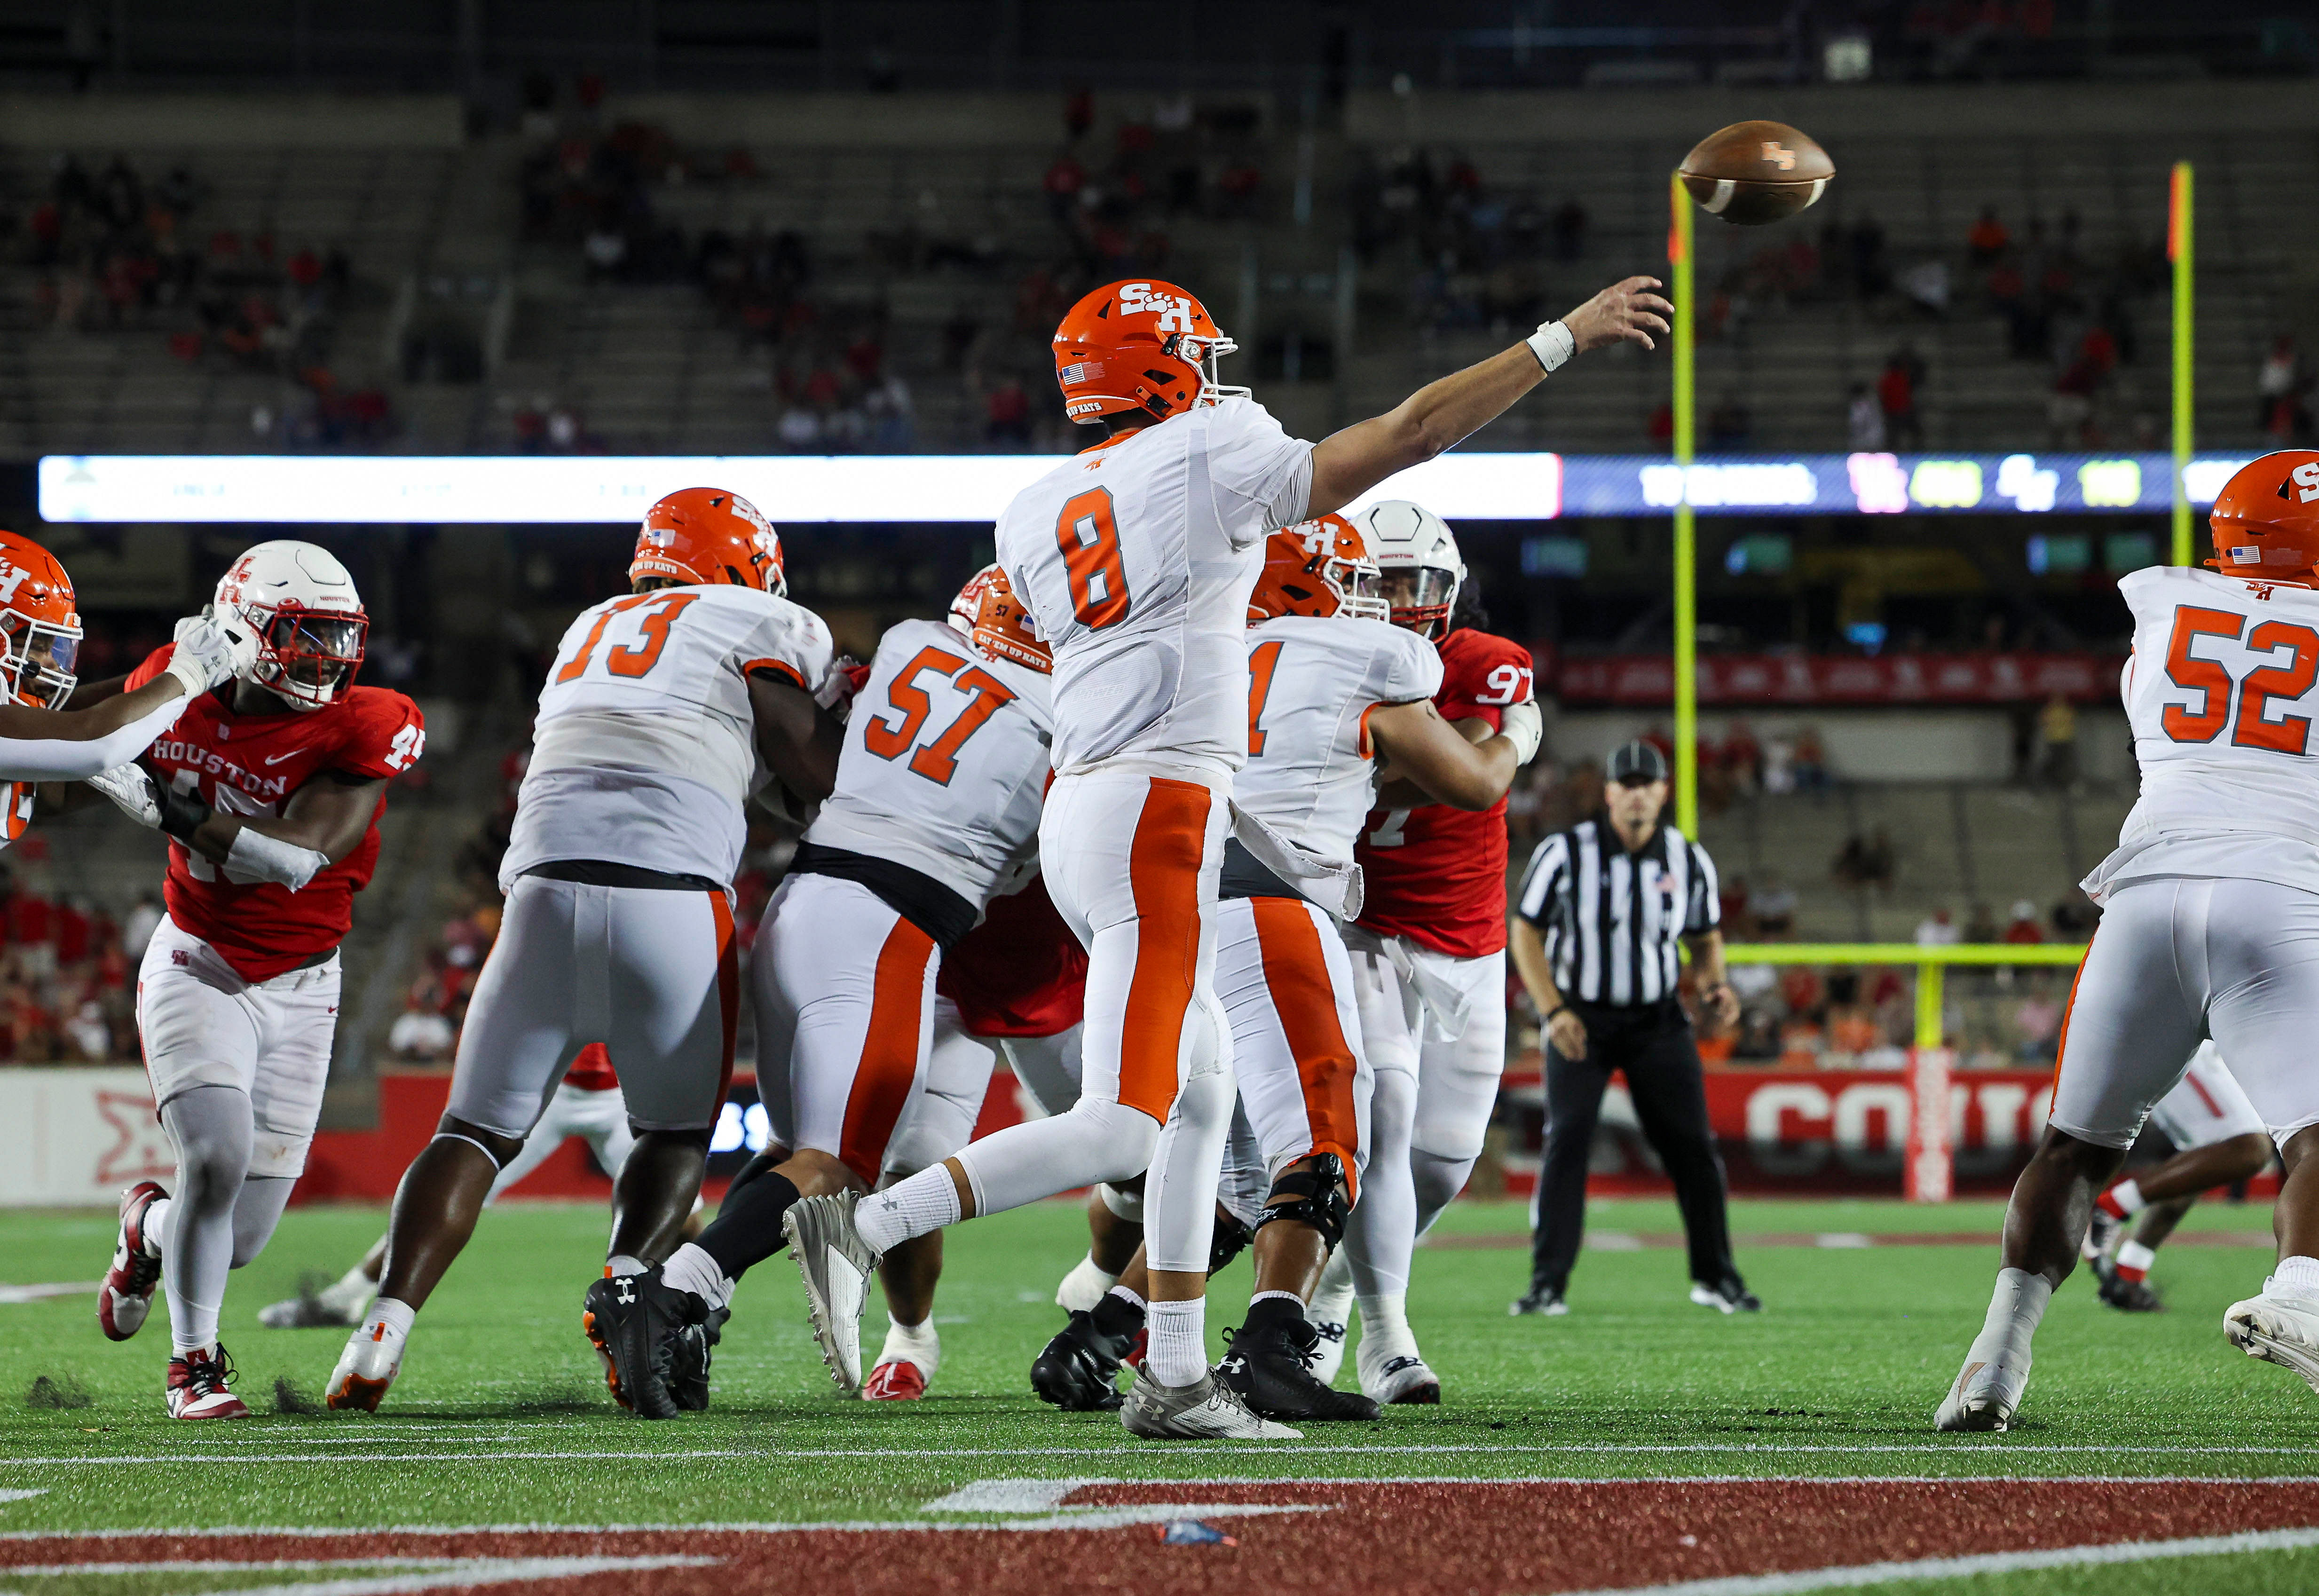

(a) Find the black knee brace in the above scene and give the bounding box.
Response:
[1208,1210,1255,1273]
[1252,1152,1351,1250]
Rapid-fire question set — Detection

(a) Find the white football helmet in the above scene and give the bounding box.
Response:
[1346,499,1463,640]
[213,540,367,711]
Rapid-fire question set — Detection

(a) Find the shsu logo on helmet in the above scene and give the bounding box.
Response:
[1117,282,1199,332]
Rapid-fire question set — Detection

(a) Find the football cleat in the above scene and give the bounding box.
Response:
[1359,1349,1442,1406]
[1031,1308,1138,1411]
[259,1289,370,1330]
[783,1192,879,1395]
[863,1360,929,1400]
[1510,1285,1569,1317]
[1934,1352,2029,1432]
[582,1267,705,1420]
[1215,1320,1380,1422]
[168,1343,252,1420]
[1690,1277,1764,1314]
[1308,1316,1349,1383]
[2082,1206,2122,1267]
[1120,1367,1302,1440]
[668,1306,727,1413]
[2093,1256,2163,1313]
[325,1321,403,1412]
[98,1181,167,1341]
[2225,1288,2319,1396]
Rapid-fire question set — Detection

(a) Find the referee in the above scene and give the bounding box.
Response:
[1507,740,1759,1316]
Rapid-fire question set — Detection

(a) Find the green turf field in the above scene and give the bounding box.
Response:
[3,1196,2314,1595]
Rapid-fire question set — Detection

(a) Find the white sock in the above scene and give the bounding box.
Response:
[878,1314,941,1375]
[2107,1178,2146,1216]
[319,1265,377,1314]
[142,1196,172,1256]
[363,1297,417,1344]
[1309,1250,1355,1327]
[855,1168,962,1254]
[2270,1255,2319,1296]
[659,1242,734,1311]
[1145,1297,1208,1388]
[606,1254,647,1277]
[2115,1240,2158,1278]
[1357,1288,1413,1352]
[1964,1267,2051,1368]
[1249,1288,1303,1310]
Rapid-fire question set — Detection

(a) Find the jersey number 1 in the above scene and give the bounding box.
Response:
[2162,604,2319,753]
[1055,487,1131,629]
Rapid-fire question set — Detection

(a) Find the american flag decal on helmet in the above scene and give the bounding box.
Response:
[1060,361,1103,384]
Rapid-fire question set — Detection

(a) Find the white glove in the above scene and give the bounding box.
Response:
[87,762,163,828]
[1499,700,1544,766]
[814,658,867,720]
[164,614,251,697]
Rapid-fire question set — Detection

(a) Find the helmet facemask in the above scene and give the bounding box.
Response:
[0,609,79,710]
[1169,331,1248,408]
[248,607,367,711]
[1380,567,1461,640]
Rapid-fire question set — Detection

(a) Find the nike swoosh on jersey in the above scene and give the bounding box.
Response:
[263,751,300,765]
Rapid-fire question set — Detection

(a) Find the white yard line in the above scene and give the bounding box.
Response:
[1560,1527,2319,1595]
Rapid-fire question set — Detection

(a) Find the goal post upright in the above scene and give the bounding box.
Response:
[2170,160,2194,568]
[1670,171,1699,838]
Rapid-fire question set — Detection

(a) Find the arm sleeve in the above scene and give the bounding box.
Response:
[739,604,836,692]
[1202,398,1316,548]
[0,689,190,782]
[1515,833,1568,929]
[1687,842,1721,933]
[329,693,426,780]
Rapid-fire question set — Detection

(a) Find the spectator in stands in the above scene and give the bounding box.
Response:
[1791,725,1829,789]
[2260,335,2313,442]
[2051,892,2098,941]
[1916,907,1963,947]
[122,891,162,961]
[1967,207,2011,267]
[1721,721,1762,794]
[1831,830,1895,893]
[1966,901,2001,943]
[1043,152,1087,225]
[2036,692,2078,788]
[2003,900,2045,945]
[2013,984,2061,1063]
[1064,88,1095,141]
[1877,349,1923,449]
[389,985,457,1062]
[1847,383,1886,450]
[1749,876,1798,938]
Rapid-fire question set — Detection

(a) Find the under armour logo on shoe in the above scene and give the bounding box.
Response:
[616,1279,637,1305]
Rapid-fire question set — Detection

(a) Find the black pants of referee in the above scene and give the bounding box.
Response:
[1528,1001,1739,1293]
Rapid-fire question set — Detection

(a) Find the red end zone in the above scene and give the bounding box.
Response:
[8,1479,2318,1594]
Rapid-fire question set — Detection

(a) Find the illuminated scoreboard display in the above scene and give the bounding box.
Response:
[38,451,2251,525]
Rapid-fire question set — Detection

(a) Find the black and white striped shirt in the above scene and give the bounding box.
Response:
[1516,818,1720,1007]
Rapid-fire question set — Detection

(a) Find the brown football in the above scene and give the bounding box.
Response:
[1679,121,1834,226]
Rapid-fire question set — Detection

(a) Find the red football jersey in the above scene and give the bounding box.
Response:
[564,1043,619,1092]
[1354,625,1534,959]
[126,646,425,982]
[935,875,1087,1039]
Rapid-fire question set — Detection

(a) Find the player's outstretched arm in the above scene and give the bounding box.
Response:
[92,766,383,890]
[0,617,245,782]
[1304,276,1670,518]
[748,672,845,805]
[1367,697,1542,810]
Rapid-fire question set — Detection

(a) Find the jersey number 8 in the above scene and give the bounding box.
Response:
[2161,604,2319,754]
[1055,487,1131,629]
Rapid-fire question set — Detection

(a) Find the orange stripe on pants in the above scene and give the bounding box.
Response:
[838,916,934,1185]
[1249,897,1363,1203]
[2051,921,2097,1075]
[1118,776,1213,1122]
[711,891,741,1106]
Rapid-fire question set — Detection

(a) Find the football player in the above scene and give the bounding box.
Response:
[592,565,1054,1414]
[256,1045,639,1329]
[0,529,246,812]
[2081,1042,2273,1312]
[1938,451,2319,1429]
[324,489,838,1414]
[87,540,425,1421]
[1306,500,1538,1404]
[787,270,1664,1440]
[1028,517,1538,1422]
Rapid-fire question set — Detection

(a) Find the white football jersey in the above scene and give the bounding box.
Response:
[504,583,835,889]
[994,396,1313,774]
[2086,564,2319,901]
[805,617,1057,909]
[1235,615,1443,869]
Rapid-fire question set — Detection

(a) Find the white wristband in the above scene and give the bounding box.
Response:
[1525,320,1575,374]
[161,652,212,700]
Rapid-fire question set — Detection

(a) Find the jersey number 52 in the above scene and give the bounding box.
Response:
[2162,604,2319,754]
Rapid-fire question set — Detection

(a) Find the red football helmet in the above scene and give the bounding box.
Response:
[631,488,785,595]
[1247,515,1389,625]
[2209,450,2319,585]
[1052,279,1246,424]
[947,564,1050,673]
[0,530,79,711]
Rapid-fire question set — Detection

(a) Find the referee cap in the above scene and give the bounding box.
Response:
[1608,740,1669,784]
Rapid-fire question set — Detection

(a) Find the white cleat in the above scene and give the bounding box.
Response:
[1357,1341,1442,1406]
[784,1192,879,1395]
[2225,1288,2319,1395]
[325,1323,403,1412]
[1934,1352,2029,1432]
[1308,1315,1349,1386]
[1120,1367,1301,1440]
[259,1291,371,1330]
[1054,1254,1120,1314]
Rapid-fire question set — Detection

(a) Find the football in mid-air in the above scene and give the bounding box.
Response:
[1679,121,1833,225]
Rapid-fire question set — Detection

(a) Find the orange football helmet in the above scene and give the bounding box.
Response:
[1052,279,1246,424]
[2209,450,2319,585]
[0,530,81,710]
[631,487,785,595]
[1247,515,1390,626]
[947,564,1050,673]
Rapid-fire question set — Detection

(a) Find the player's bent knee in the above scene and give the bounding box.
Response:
[1098,1181,1145,1222]
[1070,1098,1161,1185]
[1253,1152,1353,1251]
[2225,1131,2277,1182]
[434,1116,527,1169]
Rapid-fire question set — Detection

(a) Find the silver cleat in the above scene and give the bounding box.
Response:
[1120,1367,1303,1440]
[783,1192,880,1395]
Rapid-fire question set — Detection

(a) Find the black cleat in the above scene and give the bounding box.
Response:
[1691,1276,1763,1313]
[582,1267,707,1420]
[669,1305,730,1412]
[1510,1284,1569,1317]
[2083,1206,2122,1268]
[1031,1308,1136,1411]
[1216,1319,1380,1422]
[2094,1256,2164,1312]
